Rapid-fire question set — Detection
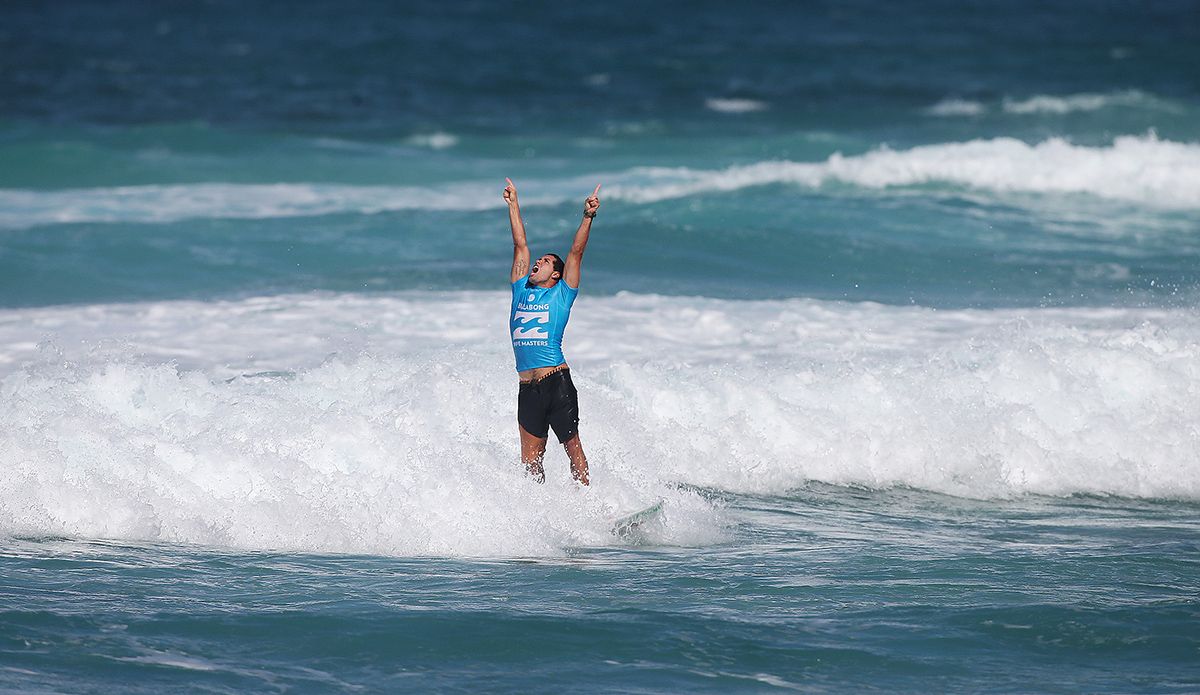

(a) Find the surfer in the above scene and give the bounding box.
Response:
[505,177,600,486]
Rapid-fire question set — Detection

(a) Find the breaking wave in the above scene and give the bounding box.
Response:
[2,292,1198,555]
[3,134,1198,230]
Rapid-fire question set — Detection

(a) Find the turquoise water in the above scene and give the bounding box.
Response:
[2,0,1200,692]
[5,490,1198,694]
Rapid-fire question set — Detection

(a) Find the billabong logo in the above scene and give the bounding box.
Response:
[512,327,548,340]
[512,309,549,340]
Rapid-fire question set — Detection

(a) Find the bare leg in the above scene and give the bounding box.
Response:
[519,425,548,483]
[563,433,589,486]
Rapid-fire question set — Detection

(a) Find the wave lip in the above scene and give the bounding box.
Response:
[608,133,1200,209]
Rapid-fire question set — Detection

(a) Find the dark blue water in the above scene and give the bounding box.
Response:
[5,0,1198,131]
[2,0,1199,308]
[2,0,1200,692]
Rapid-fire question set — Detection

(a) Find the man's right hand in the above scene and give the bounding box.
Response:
[507,177,530,282]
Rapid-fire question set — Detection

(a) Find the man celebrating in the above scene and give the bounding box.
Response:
[504,178,600,485]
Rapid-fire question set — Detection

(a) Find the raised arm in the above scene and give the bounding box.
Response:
[505,178,530,283]
[563,184,601,289]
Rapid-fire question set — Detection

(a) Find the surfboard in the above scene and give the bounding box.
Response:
[603,499,664,537]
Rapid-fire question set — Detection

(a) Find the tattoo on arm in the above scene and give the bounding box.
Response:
[514,260,528,275]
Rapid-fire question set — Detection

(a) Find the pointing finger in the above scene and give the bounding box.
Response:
[506,177,514,188]
[593,184,602,197]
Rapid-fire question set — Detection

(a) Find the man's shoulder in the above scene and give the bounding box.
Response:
[552,280,579,298]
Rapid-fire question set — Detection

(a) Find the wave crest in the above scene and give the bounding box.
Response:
[609,133,1200,208]
[2,134,1197,229]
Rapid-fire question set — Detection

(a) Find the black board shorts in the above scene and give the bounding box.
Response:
[517,368,580,443]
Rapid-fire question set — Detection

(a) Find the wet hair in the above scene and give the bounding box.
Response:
[547,253,565,278]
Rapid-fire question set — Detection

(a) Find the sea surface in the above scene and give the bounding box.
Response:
[2,0,1199,692]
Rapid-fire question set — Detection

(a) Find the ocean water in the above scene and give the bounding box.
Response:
[2,0,1200,692]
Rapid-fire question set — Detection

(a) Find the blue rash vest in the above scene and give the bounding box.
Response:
[510,278,578,372]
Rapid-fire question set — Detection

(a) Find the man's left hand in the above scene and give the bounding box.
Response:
[584,184,601,216]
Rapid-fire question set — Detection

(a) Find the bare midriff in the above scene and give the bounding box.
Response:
[519,362,568,384]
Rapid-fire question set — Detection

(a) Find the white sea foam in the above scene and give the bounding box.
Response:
[927,91,1182,117]
[1001,90,1168,115]
[0,182,505,229]
[1,291,1198,555]
[1005,94,1113,115]
[3,134,1197,229]
[925,98,987,116]
[405,132,459,149]
[705,98,769,114]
